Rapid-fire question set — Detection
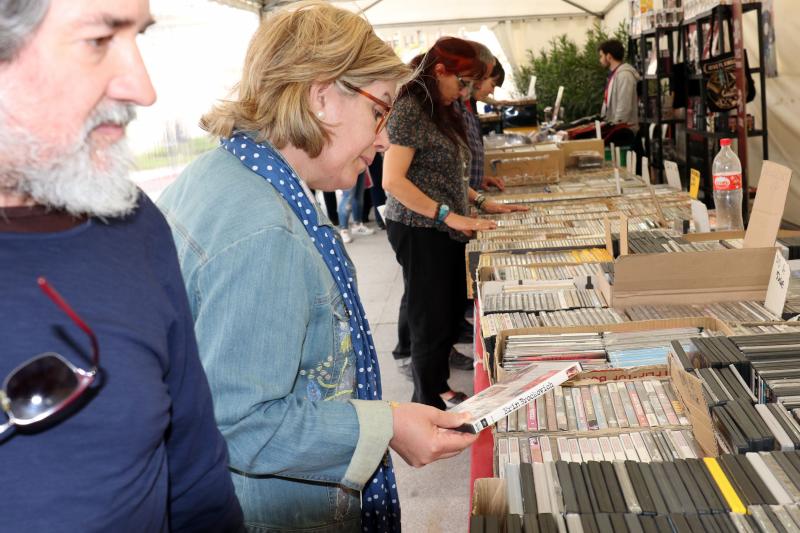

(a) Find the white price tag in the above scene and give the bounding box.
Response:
[595,120,602,140]
[690,200,710,233]
[614,168,622,195]
[642,156,650,183]
[664,161,681,190]
[765,250,791,317]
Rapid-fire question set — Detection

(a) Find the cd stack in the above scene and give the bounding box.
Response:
[473,451,800,533]
[500,326,707,371]
[731,333,800,406]
[494,377,692,438]
[482,288,606,314]
[672,334,800,454]
[626,230,727,255]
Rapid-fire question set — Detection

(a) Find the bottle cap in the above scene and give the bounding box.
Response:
[720,138,732,147]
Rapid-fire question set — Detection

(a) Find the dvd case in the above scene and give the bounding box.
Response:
[450,361,582,433]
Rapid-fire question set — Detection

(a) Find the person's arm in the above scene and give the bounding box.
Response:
[468,186,528,214]
[158,229,244,532]
[383,145,497,234]
[193,228,387,488]
[191,227,477,489]
[611,71,637,126]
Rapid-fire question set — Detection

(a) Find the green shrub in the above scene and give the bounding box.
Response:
[514,22,629,122]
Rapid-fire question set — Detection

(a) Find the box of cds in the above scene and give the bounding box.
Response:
[484,145,561,182]
[491,354,718,476]
[491,317,735,382]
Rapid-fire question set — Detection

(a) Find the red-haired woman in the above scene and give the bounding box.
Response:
[383,37,512,409]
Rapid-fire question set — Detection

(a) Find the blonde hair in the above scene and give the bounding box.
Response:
[201,1,411,157]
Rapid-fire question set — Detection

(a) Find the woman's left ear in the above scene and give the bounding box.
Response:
[309,81,335,117]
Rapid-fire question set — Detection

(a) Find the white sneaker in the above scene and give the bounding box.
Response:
[350,223,375,236]
[340,229,353,243]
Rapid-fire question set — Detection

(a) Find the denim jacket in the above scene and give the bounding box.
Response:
[157,145,394,532]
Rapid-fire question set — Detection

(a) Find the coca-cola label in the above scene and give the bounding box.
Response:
[713,173,742,191]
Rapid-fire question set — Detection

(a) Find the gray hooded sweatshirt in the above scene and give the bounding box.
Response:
[602,62,640,129]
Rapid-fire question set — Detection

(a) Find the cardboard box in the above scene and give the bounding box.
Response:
[483,139,605,178]
[489,317,734,383]
[595,247,777,308]
[484,145,562,180]
[554,138,605,169]
[474,352,719,517]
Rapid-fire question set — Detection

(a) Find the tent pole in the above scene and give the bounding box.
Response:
[560,0,602,18]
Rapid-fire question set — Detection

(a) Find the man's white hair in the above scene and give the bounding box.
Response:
[0,101,140,218]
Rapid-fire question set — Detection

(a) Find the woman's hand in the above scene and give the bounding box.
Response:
[444,213,497,237]
[481,175,505,191]
[389,402,479,467]
[481,200,529,214]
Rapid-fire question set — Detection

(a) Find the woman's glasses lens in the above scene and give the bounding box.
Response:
[6,355,79,421]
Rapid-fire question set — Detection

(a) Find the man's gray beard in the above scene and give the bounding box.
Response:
[0,102,140,219]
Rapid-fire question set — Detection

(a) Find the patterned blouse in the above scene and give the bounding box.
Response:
[384,94,471,242]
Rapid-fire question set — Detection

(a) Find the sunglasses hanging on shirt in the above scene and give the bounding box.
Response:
[0,277,99,438]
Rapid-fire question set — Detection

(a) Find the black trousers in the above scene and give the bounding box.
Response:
[322,191,339,226]
[387,221,466,409]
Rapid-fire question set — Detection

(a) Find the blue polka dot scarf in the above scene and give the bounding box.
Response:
[222,133,401,532]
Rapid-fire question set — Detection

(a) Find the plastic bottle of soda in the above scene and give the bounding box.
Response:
[712,138,744,231]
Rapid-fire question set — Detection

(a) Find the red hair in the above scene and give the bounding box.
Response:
[399,37,485,145]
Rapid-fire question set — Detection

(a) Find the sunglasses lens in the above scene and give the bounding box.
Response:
[6,355,79,422]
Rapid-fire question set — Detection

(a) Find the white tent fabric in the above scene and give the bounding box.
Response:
[740,0,800,224]
[333,0,618,26]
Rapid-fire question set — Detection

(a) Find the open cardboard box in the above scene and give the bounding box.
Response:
[489,317,734,384]
[547,138,604,170]
[484,139,604,177]
[594,246,777,308]
[474,351,718,518]
[593,161,794,309]
[484,144,562,180]
[490,359,718,476]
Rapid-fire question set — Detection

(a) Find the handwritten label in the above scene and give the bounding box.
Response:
[689,169,701,199]
[664,160,681,190]
[765,250,790,317]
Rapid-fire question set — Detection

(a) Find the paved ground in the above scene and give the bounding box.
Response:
[345,223,474,533]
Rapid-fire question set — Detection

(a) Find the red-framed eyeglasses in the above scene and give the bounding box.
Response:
[341,81,393,134]
[0,277,99,437]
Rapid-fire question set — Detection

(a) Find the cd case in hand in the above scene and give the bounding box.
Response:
[450,361,582,433]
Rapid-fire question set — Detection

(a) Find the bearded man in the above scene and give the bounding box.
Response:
[0,1,243,531]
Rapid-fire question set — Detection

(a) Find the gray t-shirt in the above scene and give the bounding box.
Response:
[384,94,470,241]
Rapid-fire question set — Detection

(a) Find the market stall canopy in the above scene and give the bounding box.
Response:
[213,0,625,27]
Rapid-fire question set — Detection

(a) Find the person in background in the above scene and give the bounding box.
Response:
[472,58,507,191]
[322,190,340,225]
[368,152,387,229]
[383,37,523,409]
[0,0,243,531]
[459,44,506,192]
[338,171,374,243]
[598,39,640,130]
[157,3,478,531]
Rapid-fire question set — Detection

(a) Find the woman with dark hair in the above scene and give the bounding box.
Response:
[383,37,519,409]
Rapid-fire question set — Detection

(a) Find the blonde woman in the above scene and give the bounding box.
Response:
[157,2,477,532]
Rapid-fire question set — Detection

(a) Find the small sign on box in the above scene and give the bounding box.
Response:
[765,250,790,317]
